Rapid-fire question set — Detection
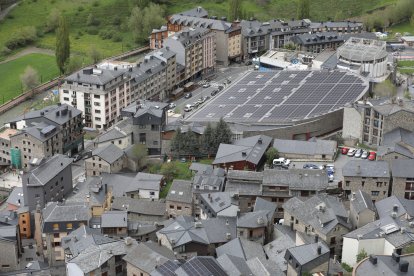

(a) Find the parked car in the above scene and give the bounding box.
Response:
[361,150,369,159]
[169,103,176,109]
[325,164,335,173]
[184,106,192,112]
[368,151,376,161]
[211,90,218,96]
[354,149,363,158]
[184,92,192,99]
[202,83,210,88]
[273,158,291,168]
[204,96,211,101]
[218,86,224,91]
[180,157,186,163]
[341,147,349,154]
[73,154,82,162]
[347,148,357,157]
[327,170,334,182]
[303,164,320,170]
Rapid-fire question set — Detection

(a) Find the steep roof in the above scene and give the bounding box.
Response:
[166,180,193,204]
[199,192,239,216]
[273,138,337,156]
[24,154,72,186]
[134,172,164,191]
[42,202,90,223]
[177,6,208,18]
[342,160,390,178]
[350,190,376,215]
[216,254,253,276]
[262,168,329,191]
[96,128,128,143]
[237,210,269,228]
[91,143,124,164]
[111,197,166,217]
[169,14,231,31]
[285,242,330,266]
[216,237,267,261]
[101,211,128,228]
[291,32,343,46]
[391,159,414,178]
[6,187,24,207]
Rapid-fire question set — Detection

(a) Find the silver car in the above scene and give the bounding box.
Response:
[361,150,369,159]
[354,149,363,158]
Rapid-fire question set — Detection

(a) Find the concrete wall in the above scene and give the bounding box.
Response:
[342,106,363,141]
[342,237,388,266]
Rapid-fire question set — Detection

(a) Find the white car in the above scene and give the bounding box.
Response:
[361,150,369,159]
[202,83,210,88]
[273,158,291,167]
[169,103,176,109]
[347,148,357,157]
[325,164,335,173]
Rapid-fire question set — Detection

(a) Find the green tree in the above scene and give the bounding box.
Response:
[182,131,199,158]
[160,162,179,182]
[55,15,70,74]
[265,147,279,167]
[131,144,148,170]
[89,47,101,64]
[356,249,368,262]
[341,262,353,272]
[228,0,242,21]
[129,3,165,43]
[297,0,310,19]
[411,13,414,28]
[171,128,184,158]
[45,8,61,33]
[20,66,40,96]
[64,56,83,74]
[129,6,143,43]
[373,79,397,98]
[201,123,215,158]
[213,118,232,151]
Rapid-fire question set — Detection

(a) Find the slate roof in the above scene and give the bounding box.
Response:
[10,104,81,125]
[0,225,17,241]
[164,121,205,135]
[167,27,211,48]
[354,254,414,276]
[24,154,72,186]
[342,160,390,178]
[192,165,226,191]
[6,187,24,207]
[263,168,329,191]
[375,196,414,219]
[101,173,138,197]
[91,143,124,164]
[96,128,128,143]
[254,197,276,221]
[283,194,351,235]
[123,241,175,274]
[377,143,414,159]
[177,6,208,18]
[264,231,296,272]
[310,21,363,29]
[216,254,253,276]
[225,171,262,196]
[273,138,337,156]
[134,172,164,191]
[199,192,239,215]
[213,135,272,166]
[237,210,269,228]
[351,190,376,214]
[382,128,414,147]
[42,202,90,223]
[166,180,193,204]
[285,242,330,266]
[101,211,128,228]
[291,32,344,46]
[391,159,414,178]
[169,14,231,31]
[157,216,236,247]
[174,256,227,276]
[61,225,115,258]
[65,67,125,86]
[371,100,414,116]
[111,197,166,217]
[216,237,267,261]
[65,177,106,206]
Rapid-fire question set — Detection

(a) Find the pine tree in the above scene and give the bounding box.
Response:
[171,128,183,158]
[202,123,215,158]
[55,15,70,74]
[213,118,232,152]
[228,0,242,21]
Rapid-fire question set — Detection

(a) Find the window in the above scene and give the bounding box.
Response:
[371,191,380,196]
[177,206,182,210]
[345,181,350,187]
[118,140,122,145]
[170,205,174,209]
[330,237,336,244]
[53,233,60,238]
[150,191,155,196]
[66,223,73,230]
[53,224,59,231]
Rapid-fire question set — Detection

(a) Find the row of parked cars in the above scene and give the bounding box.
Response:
[341,147,376,160]
[272,158,335,181]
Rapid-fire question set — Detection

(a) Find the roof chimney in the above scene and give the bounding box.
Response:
[317,245,322,255]
[258,138,262,144]
[369,255,377,265]
[242,151,247,157]
[393,204,399,212]
[356,165,361,174]
[399,260,409,272]
[314,234,319,243]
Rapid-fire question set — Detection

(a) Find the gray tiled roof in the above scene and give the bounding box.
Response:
[285,242,330,266]
[10,104,81,125]
[134,172,164,191]
[310,21,363,29]
[177,6,208,18]
[273,138,337,156]
[101,173,137,197]
[42,202,90,223]
[101,211,128,228]
[377,143,414,159]
[350,190,376,214]
[166,180,193,204]
[354,254,414,276]
[0,225,17,241]
[237,210,269,228]
[291,32,343,46]
[382,128,414,147]
[213,135,272,166]
[169,15,231,31]
[199,192,238,215]
[371,100,414,116]
[283,194,351,235]
[375,196,414,218]
[216,237,267,261]
[216,254,253,276]
[254,197,276,220]
[25,154,72,186]
[65,67,125,86]
[391,160,414,178]
[263,168,329,191]
[225,171,262,196]
[123,242,175,274]
[167,27,211,48]
[6,187,24,207]
[264,232,296,272]
[91,143,124,164]
[111,197,166,217]
[95,128,128,143]
[65,177,106,206]
[342,160,390,178]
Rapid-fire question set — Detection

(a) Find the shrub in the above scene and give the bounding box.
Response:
[112,34,122,42]
[1,47,12,55]
[341,262,353,273]
[92,0,99,7]
[77,6,84,12]
[112,16,121,25]
[86,26,99,35]
[7,14,14,19]
[87,14,100,26]
[99,30,114,40]
[5,26,38,50]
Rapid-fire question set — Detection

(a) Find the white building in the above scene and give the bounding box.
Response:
[337,37,388,80]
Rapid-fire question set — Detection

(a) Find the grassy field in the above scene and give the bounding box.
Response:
[0,53,59,103]
[388,21,413,35]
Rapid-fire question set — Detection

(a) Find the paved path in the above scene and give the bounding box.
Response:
[0,47,54,65]
[0,2,18,21]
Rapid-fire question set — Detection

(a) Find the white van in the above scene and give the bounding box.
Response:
[273,158,291,167]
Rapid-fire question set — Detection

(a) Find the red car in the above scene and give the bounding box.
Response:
[341,147,349,154]
[368,151,376,161]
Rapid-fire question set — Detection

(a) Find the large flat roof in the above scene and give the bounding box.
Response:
[187,70,368,125]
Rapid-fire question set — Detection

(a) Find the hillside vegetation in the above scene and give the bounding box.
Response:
[0,0,398,61]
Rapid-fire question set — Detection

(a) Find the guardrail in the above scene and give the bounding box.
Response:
[0,46,151,115]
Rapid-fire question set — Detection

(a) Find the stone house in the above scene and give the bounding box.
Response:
[166,180,193,218]
[199,192,239,220]
[391,159,414,200]
[85,143,126,176]
[111,197,167,223]
[377,128,414,161]
[342,160,390,201]
[285,242,330,276]
[0,225,21,272]
[283,194,352,257]
[101,211,128,238]
[273,138,337,161]
[349,190,377,229]
[94,127,132,150]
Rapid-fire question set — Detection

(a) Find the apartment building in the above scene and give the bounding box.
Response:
[7,104,83,170]
[310,21,363,34]
[164,27,216,80]
[40,202,90,265]
[0,127,17,167]
[342,160,390,201]
[150,26,169,50]
[290,32,344,53]
[22,154,73,210]
[60,67,130,129]
[343,99,414,147]
[391,159,414,199]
